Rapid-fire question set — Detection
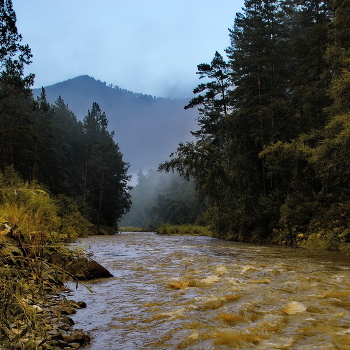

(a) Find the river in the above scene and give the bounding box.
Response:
[66,232,350,349]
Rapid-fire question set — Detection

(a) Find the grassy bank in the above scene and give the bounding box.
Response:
[155,224,350,251]
[0,168,92,349]
[156,224,213,237]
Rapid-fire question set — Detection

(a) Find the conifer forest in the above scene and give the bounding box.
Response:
[159,0,350,248]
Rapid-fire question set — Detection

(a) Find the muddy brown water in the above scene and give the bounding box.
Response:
[66,232,350,349]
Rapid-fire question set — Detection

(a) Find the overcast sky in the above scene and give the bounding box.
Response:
[14,0,244,98]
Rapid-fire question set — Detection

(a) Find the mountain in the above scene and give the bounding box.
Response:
[33,75,198,181]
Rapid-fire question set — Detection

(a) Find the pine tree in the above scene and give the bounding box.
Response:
[0,0,33,85]
[310,0,350,197]
[30,88,59,186]
[221,0,292,239]
[289,0,333,133]
[185,51,231,139]
[83,102,131,229]
[50,96,85,196]
[0,0,35,177]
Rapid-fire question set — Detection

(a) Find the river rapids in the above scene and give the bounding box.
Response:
[66,232,350,349]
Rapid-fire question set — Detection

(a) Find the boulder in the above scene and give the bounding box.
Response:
[48,253,113,280]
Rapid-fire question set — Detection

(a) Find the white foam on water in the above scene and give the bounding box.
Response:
[158,307,187,320]
[188,330,199,340]
[260,337,294,349]
[200,275,220,284]
[227,277,244,285]
[214,265,228,275]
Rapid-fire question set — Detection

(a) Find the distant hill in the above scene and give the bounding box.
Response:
[33,75,198,181]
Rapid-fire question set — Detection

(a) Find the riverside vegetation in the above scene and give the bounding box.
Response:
[156,223,212,237]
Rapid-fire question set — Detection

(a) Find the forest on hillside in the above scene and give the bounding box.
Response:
[158,0,350,249]
[0,1,131,236]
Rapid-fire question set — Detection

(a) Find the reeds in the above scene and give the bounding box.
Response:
[0,255,53,349]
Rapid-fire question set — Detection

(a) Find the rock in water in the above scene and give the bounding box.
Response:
[48,253,113,280]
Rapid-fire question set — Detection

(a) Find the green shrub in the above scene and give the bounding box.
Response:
[55,194,92,240]
[299,230,347,251]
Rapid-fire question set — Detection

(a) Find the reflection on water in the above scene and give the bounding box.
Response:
[66,232,350,349]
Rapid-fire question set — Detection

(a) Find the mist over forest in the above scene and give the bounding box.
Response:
[120,170,205,228]
[33,75,198,181]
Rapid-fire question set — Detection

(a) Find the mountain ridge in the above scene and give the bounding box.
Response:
[33,75,198,180]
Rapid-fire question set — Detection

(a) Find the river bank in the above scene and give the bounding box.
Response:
[0,227,112,350]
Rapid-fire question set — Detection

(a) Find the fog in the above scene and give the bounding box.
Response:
[120,170,202,228]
